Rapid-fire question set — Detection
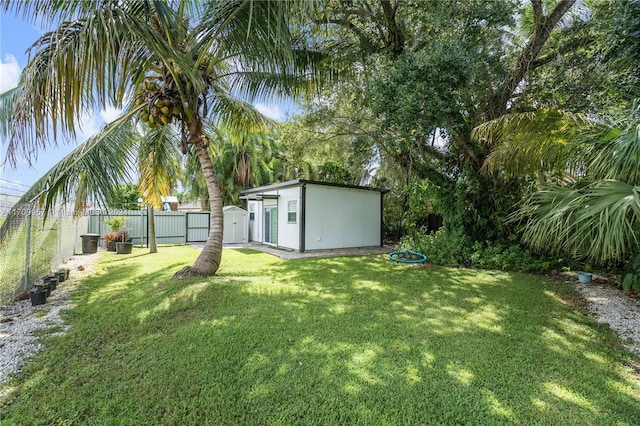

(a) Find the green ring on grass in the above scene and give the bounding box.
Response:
[388,251,427,263]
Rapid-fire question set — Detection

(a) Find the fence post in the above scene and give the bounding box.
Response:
[24,209,32,292]
[139,200,144,247]
[74,215,79,255]
[58,214,63,266]
[146,206,149,248]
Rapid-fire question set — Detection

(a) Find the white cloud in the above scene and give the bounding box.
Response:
[74,104,122,142]
[0,54,21,93]
[100,104,123,123]
[254,103,284,122]
[75,112,102,142]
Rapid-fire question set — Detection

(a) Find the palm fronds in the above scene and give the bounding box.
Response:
[138,125,181,209]
[513,180,640,264]
[0,119,136,244]
[474,108,598,177]
[4,5,148,166]
[587,100,640,184]
[476,100,640,266]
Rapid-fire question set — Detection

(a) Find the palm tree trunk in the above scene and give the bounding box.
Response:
[148,204,157,253]
[173,139,223,278]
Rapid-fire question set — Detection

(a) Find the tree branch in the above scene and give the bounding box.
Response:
[380,0,404,58]
[489,0,577,119]
[531,0,543,24]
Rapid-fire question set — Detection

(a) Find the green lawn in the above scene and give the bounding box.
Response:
[2,246,639,425]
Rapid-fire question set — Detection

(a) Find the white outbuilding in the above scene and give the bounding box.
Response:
[222,205,249,244]
[240,179,384,252]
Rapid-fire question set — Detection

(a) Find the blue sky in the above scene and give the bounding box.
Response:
[0,11,293,197]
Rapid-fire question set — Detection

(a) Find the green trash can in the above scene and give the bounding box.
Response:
[80,233,101,254]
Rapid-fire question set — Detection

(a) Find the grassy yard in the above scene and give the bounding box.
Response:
[1,246,639,425]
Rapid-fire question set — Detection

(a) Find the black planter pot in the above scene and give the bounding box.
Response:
[30,288,47,306]
[37,283,52,298]
[116,242,134,254]
[60,268,70,280]
[106,241,117,252]
[80,233,100,254]
[55,270,66,283]
[44,275,59,291]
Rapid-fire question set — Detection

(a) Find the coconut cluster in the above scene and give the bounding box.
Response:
[135,79,184,128]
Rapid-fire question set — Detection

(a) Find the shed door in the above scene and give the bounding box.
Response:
[264,206,277,245]
[223,211,247,243]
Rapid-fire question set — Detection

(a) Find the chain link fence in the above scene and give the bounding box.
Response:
[0,203,89,306]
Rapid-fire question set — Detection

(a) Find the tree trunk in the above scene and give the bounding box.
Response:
[488,0,577,119]
[148,204,157,253]
[173,138,224,278]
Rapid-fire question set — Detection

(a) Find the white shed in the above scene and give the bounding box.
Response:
[223,206,249,244]
[241,180,384,252]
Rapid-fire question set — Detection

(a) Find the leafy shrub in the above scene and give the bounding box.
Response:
[399,227,566,273]
[468,241,564,273]
[115,229,131,243]
[398,227,469,267]
[103,232,117,243]
[105,216,127,232]
[622,254,640,292]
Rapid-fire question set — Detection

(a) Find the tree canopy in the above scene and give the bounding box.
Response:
[3,0,639,280]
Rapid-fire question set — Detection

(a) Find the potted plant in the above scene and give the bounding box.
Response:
[115,229,134,254]
[103,231,118,251]
[44,274,59,291]
[59,268,70,280]
[30,287,47,306]
[36,280,52,297]
[104,216,128,251]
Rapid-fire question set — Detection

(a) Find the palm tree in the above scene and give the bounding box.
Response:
[0,119,135,243]
[0,114,181,255]
[1,1,320,277]
[180,130,273,207]
[137,125,182,253]
[474,101,640,290]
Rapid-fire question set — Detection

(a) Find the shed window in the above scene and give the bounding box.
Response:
[287,200,297,223]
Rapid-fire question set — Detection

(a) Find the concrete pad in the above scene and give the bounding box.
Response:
[191,242,393,260]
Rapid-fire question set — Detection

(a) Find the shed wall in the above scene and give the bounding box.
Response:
[275,186,300,251]
[304,185,381,250]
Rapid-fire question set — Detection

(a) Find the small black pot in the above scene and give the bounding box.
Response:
[30,288,47,306]
[44,275,59,291]
[36,283,51,298]
[55,270,66,283]
[116,242,133,254]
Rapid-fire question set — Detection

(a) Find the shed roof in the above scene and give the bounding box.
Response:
[223,205,248,213]
[240,179,384,196]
